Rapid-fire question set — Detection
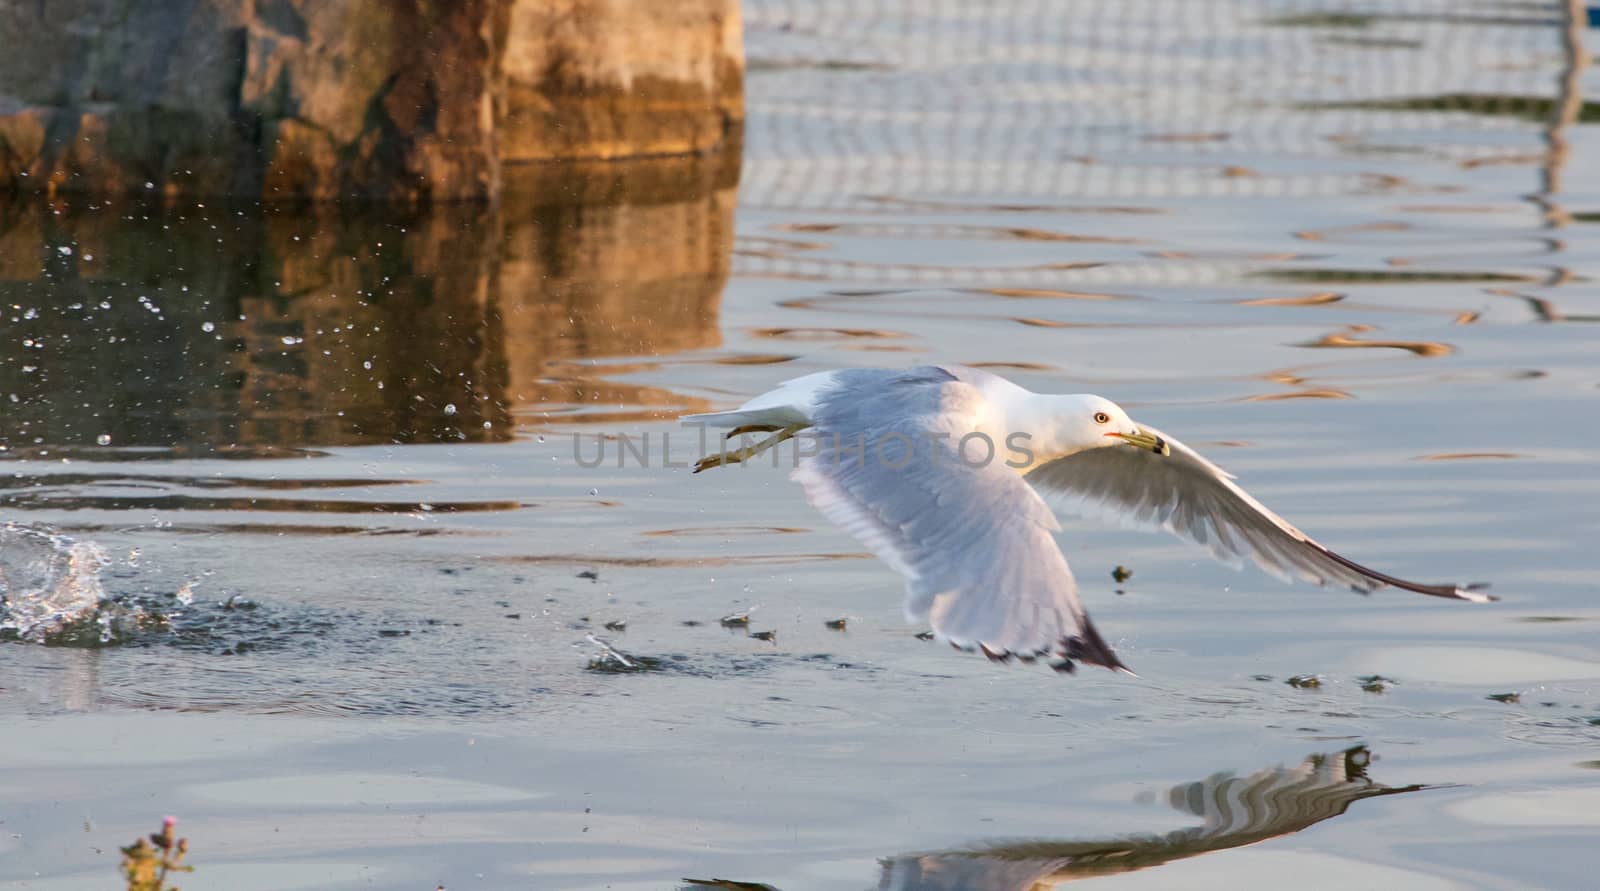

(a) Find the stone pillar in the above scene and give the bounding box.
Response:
[499,2,745,162]
[0,0,743,203]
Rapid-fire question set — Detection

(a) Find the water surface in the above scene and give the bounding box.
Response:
[3,2,1598,889]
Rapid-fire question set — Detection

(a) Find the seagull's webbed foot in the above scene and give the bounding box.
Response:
[693,424,808,473]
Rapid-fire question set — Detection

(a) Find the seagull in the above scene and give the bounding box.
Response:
[682,365,1490,675]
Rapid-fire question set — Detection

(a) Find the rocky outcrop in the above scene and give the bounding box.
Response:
[0,0,743,202]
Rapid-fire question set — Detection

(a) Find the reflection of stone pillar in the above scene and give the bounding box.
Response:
[1536,0,1589,229]
[234,206,515,444]
[0,150,736,451]
[0,0,743,202]
[498,154,738,416]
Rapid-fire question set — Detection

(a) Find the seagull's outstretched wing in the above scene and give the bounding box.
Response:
[1024,425,1490,602]
[791,367,1127,672]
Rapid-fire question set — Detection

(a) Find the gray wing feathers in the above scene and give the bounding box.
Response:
[791,367,1125,670]
[1024,427,1488,602]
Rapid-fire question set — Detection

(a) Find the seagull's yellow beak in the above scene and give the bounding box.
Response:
[1105,428,1171,456]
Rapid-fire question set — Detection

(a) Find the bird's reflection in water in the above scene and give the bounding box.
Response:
[684,746,1428,891]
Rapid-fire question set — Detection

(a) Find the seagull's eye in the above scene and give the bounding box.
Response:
[1093,412,1111,424]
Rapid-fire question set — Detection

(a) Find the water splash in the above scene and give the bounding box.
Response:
[0,523,113,643]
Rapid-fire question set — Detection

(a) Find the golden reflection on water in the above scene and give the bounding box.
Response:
[0,154,736,451]
[1236,292,1345,307]
[1300,328,1455,358]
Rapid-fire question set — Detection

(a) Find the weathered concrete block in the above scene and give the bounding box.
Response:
[0,0,743,202]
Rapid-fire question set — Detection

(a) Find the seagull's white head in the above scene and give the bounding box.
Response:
[1051,395,1171,458]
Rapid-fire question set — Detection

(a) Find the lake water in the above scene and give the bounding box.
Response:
[3,2,1598,889]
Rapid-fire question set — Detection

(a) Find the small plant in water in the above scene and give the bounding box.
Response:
[120,816,192,891]
[1358,674,1396,694]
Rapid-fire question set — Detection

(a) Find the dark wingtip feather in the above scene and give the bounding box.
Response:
[1464,583,1499,602]
[944,625,1130,676]
[1309,542,1493,603]
[979,644,1013,664]
[1063,616,1131,675]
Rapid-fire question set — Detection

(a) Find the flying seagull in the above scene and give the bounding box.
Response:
[682,365,1489,675]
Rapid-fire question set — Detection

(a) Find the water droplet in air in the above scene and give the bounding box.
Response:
[536,435,545,443]
[589,488,599,496]
[443,404,458,416]
[57,245,72,256]
[201,321,215,333]
[96,434,111,446]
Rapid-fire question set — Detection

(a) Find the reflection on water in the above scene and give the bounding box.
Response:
[684,747,1425,891]
[0,155,736,454]
[1315,94,1598,124]
[1,3,1596,889]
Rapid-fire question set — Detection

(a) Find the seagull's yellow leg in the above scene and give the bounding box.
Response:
[694,424,808,473]
[726,424,782,441]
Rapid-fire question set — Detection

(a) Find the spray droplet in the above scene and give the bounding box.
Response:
[589,488,599,496]
[536,435,546,443]
[201,321,215,333]
[443,404,458,416]
[95,434,111,446]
